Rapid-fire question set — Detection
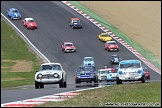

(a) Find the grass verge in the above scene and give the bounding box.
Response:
[1,19,43,88]
[36,82,161,107]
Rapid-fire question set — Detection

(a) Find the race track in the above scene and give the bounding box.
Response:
[1,1,161,104]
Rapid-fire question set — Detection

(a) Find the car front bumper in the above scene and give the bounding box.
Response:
[35,78,62,84]
[119,75,142,81]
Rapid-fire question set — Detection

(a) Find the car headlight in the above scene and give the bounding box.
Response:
[119,71,122,74]
[37,73,42,79]
[91,73,95,77]
[53,73,59,78]
[137,70,141,73]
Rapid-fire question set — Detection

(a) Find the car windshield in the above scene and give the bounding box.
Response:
[27,20,34,22]
[65,44,73,46]
[108,42,116,44]
[100,71,107,74]
[73,20,80,23]
[120,63,140,68]
[84,58,93,61]
[101,34,109,37]
[40,64,61,71]
[78,66,95,71]
[12,10,19,13]
[112,55,119,58]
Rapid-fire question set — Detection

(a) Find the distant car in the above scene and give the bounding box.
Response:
[142,66,150,79]
[75,66,97,84]
[106,70,117,82]
[83,57,95,67]
[116,60,145,84]
[104,41,119,51]
[61,42,76,53]
[35,63,67,89]
[98,67,115,83]
[22,18,37,29]
[7,8,21,19]
[98,33,112,42]
[109,54,122,65]
[69,18,82,29]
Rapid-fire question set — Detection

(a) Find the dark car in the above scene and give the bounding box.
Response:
[109,54,122,65]
[74,66,98,84]
[69,18,82,29]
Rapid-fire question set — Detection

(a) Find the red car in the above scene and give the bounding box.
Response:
[61,42,76,53]
[22,18,37,29]
[142,66,150,79]
[104,41,119,51]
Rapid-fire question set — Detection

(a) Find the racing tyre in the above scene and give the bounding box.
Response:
[116,77,122,84]
[75,79,81,84]
[40,83,44,88]
[63,49,66,53]
[98,80,102,83]
[59,80,64,88]
[141,76,145,83]
[35,81,40,89]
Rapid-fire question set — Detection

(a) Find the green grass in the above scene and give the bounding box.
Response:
[36,82,161,107]
[1,19,43,88]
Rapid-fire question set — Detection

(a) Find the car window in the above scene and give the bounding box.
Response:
[27,20,34,22]
[101,34,109,37]
[108,42,116,44]
[64,44,73,46]
[40,64,61,71]
[120,63,140,68]
[84,58,93,61]
[12,10,18,13]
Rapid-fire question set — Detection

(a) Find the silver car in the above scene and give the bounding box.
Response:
[35,63,67,89]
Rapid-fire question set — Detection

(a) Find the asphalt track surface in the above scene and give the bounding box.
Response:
[1,1,161,104]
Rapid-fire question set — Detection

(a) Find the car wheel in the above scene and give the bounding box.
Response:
[72,26,74,29]
[148,76,150,79]
[59,79,64,88]
[63,49,66,53]
[116,77,122,84]
[75,79,81,84]
[141,76,145,83]
[94,78,98,83]
[98,79,101,83]
[35,81,40,89]
[40,83,44,88]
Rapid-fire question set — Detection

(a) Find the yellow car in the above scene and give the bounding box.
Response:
[98,33,112,42]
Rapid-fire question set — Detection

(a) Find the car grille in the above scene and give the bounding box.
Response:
[42,74,59,79]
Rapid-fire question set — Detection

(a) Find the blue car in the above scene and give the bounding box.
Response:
[7,8,21,19]
[83,57,95,67]
[75,66,98,84]
[106,70,117,82]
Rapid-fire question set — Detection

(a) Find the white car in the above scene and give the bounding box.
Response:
[116,60,145,84]
[83,57,95,67]
[35,63,67,89]
[98,68,115,83]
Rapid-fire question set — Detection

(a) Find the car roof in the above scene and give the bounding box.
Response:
[41,63,61,66]
[10,8,18,10]
[64,42,73,44]
[25,18,34,21]
[71,18,79,20]
[120,60,141,64]
[106,41,116,43]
